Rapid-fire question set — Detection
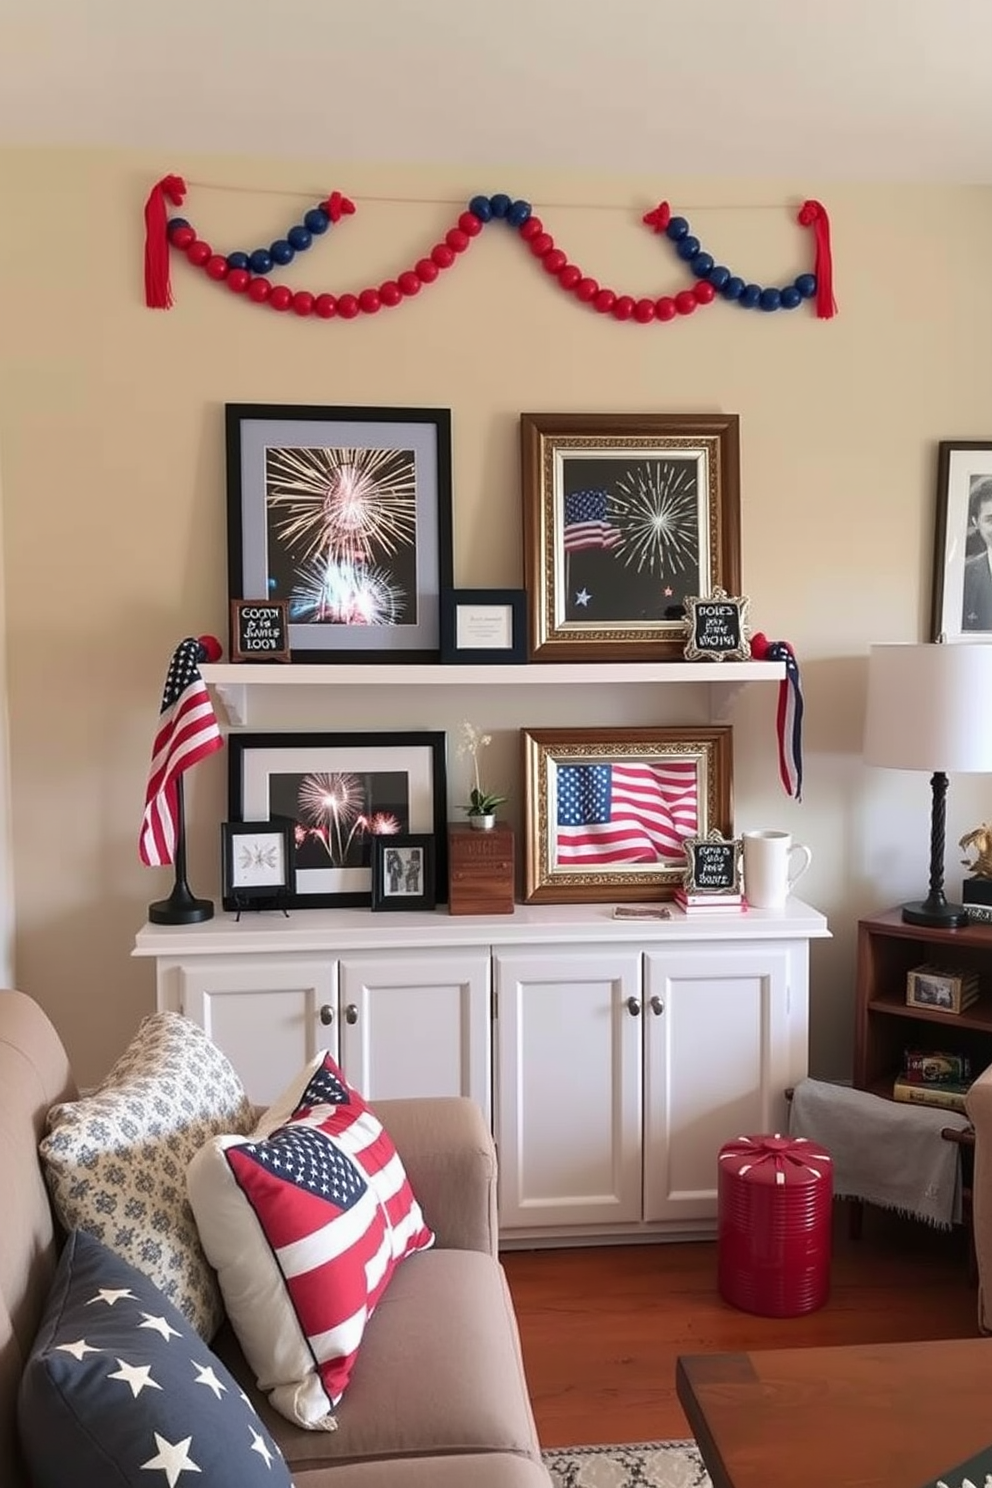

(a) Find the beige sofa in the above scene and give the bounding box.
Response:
[966,1069,992,1332]
[0,989,551,1487]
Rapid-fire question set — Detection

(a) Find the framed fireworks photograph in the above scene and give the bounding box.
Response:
[930,440,992,643]
[226,404,454,662]
[227,730,448,908]
[520,412,741,661]
[521,725,733,904]
[220,818,295,914]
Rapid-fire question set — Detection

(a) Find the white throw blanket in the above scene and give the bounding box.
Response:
[788,1077,967,1229]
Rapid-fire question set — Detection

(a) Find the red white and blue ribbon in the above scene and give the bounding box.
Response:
[750,633,804,801]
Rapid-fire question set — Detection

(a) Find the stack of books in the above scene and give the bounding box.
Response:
[892,1049,973,1113]
[673,888,745,916]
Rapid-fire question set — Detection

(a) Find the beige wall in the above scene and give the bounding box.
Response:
[1,148,990,1087]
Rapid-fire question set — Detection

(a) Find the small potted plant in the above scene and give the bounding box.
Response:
[457,721,507,830]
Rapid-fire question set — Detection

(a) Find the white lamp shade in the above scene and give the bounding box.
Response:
[864,642,992,773]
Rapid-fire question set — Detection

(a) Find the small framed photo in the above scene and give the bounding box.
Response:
[931,440,992,642]
[440,588,527,664]
[371,834,436,911]
[221,818,295,910]
[905,963,979,1015]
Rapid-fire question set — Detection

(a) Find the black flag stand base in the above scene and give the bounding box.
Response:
[148,776,214,925]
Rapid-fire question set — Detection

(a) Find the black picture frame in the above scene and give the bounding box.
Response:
[221,818,296,912]
[440,588,527,664]
[371,834,436,911]
[226,404,454,662]
[681,830,743,895]
[227,731,448,908]
[930,440,992,642]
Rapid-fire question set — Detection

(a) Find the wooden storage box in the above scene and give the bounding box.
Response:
[905,963,979,1015]
[447,823,515,915]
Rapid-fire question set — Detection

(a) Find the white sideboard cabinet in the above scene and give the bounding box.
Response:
[134,900,828,1244]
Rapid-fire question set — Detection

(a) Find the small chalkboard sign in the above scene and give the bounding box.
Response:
[230,599,291,663]
[682,831,742,895]
[683,587,751,662]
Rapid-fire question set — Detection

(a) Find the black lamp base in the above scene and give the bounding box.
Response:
[901,898,969,929]
[148,880,214,925]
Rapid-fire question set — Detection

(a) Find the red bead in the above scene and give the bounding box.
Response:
[594,289,616,314]
[458,211,483,236]
[576,277,599,303]
[694,280,716,304]
[314,293,337,318]
[268,285,293,311]
[205,255,229,280]
[431,243,455,269]
[292,290,315,317]
[379,280,402,307]
[529,232,554,257]
[445,228,469,253]
[247,277,271,303]
[675,290,697,315]
[187,239,211,266]
[612,295,635,320]
[416,258,439,283]
[634,297,655,323]
[398,270,422,296]
[337,293,360,318]
[655,296,677,321]
[358,288,381,314]
[519,216,544,241]
[543,248,567,274]
[558,264,582,291]
[226,268,251,293]
[170,224,195,250]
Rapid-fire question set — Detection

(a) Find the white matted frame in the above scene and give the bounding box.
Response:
[931,440,992,642]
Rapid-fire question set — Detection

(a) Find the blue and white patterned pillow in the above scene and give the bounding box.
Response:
[40,1011,254,1338]
[18,1229,293,1488]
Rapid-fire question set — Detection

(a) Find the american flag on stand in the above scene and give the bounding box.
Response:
[563,489,622,553]
[138,637,223,867]
[555,759,698,865]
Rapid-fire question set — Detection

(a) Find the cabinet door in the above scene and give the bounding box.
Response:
[337,948,491,1118]
[494,947,642,1231]
[176,956,338,1105]
[642,943,806,1223]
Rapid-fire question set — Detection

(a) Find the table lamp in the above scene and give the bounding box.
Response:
[863,641,992,927]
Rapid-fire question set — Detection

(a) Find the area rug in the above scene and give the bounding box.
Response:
[541,1439,711,1488]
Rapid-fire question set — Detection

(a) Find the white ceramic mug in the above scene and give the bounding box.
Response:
[742,830,812,909]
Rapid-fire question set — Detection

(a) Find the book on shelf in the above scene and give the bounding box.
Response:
[673,890,745,914]
[892,1076,971,1113]
[902,1050,972,1084]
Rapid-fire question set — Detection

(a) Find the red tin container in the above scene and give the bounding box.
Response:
[717,1133,833,1317]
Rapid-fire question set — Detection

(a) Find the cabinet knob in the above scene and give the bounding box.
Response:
[345,1004,359,1025]
[319,1004,334,1026]
[650,995,664,1017]
[626,996,641,1017]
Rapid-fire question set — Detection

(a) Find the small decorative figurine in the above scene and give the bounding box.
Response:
[960,822,992,879]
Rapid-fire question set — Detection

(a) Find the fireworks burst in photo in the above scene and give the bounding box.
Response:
[290,556,404,627]
[612,461,700,576]
[267,445,417,567]
[297,771,367,863]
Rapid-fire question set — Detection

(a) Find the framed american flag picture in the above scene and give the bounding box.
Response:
[520,412,741,661]
[521,725,733,904]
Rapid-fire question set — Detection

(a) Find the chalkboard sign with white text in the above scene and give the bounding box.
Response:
[230,600,291,663]
[683,588,751,662]
[682,832,742,895]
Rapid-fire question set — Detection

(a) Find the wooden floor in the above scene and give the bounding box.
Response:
[501,1203,980,1447]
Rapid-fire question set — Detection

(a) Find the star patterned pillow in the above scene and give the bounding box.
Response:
[17,1228,293,1488]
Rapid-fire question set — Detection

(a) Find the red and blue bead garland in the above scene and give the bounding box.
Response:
[144,174,836,322]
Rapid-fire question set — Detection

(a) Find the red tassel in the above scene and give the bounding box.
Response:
[144,174,187,309]
[797,199,836,319]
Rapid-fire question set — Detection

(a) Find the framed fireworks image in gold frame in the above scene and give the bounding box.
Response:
[521,412,741,661]
[227,731,448,908]
[226,404,453,662]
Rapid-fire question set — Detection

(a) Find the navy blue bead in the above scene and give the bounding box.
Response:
[739,283,762,309]
[249,248,273,274]
[690,251,714,278]
[469,195,494,221]
[288,225,313,252]
[490,193,511,218]
[721,276,745,301]
[759,287,782,311]
[226,251,250,270]
[666,216,689,240]
[270,239,295,266]
[507,199,532,226]
[795,272,817,299]
[167,216,190,237]
[304,207,330,234]
[779,285,802,310]
[676,235,701,261]
[707,265,731,291]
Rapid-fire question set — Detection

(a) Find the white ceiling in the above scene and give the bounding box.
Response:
[1,0,990,182]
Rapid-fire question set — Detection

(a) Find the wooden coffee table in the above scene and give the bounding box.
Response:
[677,1338,992,1488]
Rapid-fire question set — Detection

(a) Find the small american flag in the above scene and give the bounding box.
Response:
[563,489,621,553]
[556,760,698,864]
[138,638,222,867]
